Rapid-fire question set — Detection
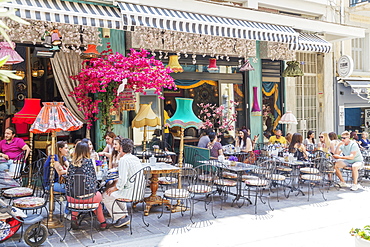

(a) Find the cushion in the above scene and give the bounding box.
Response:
[188,185,212,193]
[13,197,45,208]
[301,174,322,181]
[158,177,178,185]
[364,166,370,170]
[0,221,10,241]
[300,167,319,174]
[276,166,292,172]
[241,175,259,181]
[222,172,237,179]
[214,179,237,187]
[68,202,99,209]
[115,198,132,202]
[3,187,33,198]
[267,174,286,181]
[164,189,190,199]
[245,179,269,186]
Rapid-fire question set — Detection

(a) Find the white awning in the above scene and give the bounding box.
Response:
[116,2,299,43]
[290,33,332,53]
[4,0,122,29]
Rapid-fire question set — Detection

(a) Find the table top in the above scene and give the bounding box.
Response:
[136,151,177,156]
[141,162,180,174]
[198,160,257,172]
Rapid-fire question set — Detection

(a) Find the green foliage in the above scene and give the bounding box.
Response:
[350,225,370,240]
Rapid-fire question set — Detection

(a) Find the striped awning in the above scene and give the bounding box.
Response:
[290,33,332,53]
[117,2,298,44]
[3,0,122,29]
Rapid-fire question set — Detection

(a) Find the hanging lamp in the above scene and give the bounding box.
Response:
[0,42,24,65]
[282,61,304,77]
[207,58,219,72]
[81,44,100,59]
[166,55,183,73]
[239,59,254,72]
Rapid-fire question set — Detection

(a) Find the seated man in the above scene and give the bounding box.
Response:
[333,131,364,191]
[268,129,287,147]
[0,127,30,171]
[102,138,143,228]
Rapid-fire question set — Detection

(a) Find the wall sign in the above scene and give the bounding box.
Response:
[337,55,354,78]
[339,105,345,126]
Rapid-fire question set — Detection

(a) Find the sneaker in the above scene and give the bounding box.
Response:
[336,181,349,188]
[114,217,130,228]
[350,184,359,191]
[99,222,109,231]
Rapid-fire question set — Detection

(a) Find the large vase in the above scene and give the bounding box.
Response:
[355,237,370,247]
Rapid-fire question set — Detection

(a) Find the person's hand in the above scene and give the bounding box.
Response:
[106,186,118,196]
[2,154,9,160]
[332,154,341,159]
[98,152,106,156]
[253,135,259,142]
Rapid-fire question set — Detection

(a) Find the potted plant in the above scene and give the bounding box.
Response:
[350,225,370,247]
[228,156,238,166]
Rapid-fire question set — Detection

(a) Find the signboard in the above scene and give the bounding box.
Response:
[339,105,345,126]
[365,109,370,127]
[337,55,354,78]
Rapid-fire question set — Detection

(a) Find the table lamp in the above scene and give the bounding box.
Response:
[166,98,202,188]
[132,103,160,160]
[12,98,42,185]
[30,102,83,228]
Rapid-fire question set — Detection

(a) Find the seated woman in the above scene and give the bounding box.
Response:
[109,137,124,169]
[288,133,308,161]
[358,132,370,150]
[303,130,316,152]
[329,132,341,154]
[43,141,69,193]
[66,141,107,230]
[98,132,116,159]
[235,129,253,152]
[207,132,223,159]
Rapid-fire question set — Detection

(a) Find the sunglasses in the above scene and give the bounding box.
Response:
[341,137,348,140]
[319,136,324,138]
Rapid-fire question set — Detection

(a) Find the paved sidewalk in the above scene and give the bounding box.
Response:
[2,180,370,247]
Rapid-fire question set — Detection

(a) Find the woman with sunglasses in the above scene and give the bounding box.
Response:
[317,132,330,153]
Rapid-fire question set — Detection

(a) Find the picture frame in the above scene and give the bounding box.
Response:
[110,107,122,124]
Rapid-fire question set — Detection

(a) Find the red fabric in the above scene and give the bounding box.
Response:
[1,217,21,241]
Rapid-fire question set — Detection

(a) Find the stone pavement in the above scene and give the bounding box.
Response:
[1,179,370,247]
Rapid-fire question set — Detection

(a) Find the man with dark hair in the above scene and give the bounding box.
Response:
[268,129,287,146]
[198,129,212,148]
[102,138,143,228]
[0,127,30,171]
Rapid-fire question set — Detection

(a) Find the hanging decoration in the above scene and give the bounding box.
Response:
[166,55,183,73]
[70,47,176,129]
[80,44,100,59]
[239,59,254,72]
[282,61,304,77]
[0,42,23,64]
[207,58,219,72]
[251,87,261,116]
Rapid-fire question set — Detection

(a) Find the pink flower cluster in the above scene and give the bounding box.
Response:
[70,47,176,128]
[197,100,239,132]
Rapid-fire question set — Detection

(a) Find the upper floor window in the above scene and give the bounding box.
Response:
[352,38,364,71]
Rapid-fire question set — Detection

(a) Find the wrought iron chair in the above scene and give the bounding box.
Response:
[111,166,151,235]
[61,173,100,243]
[299,157,327,201]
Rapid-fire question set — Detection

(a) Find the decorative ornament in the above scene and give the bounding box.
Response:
[239,59,254,72]
[166,55,183,73]
[0,42,24,64]
[251,87,262,116]
[207,58,219,72]
[282,61,304,77]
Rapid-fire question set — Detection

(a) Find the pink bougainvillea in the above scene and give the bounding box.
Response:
[70,48,176,129]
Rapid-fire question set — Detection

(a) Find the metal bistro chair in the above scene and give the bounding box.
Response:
[111,166,151,235]
[299,157,327,201]
[62,173,100,243]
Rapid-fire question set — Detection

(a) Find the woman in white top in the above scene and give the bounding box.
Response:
[110,137,124,169]
[303,130,315,152]
[98,132,116,159]
[329,132,341,154]
[235,129,253,152]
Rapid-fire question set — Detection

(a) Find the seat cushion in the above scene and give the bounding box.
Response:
[164,189,190,198]
[364,165,370,170]
[276,166,292,172]
[214,179,237,187]
[300,167,319,174]
[267,174,286,181]
[301,174,322,181]
[13,197,45,208]
[158,177,178,185]
[222,172,237,179]
[68,202,100,209]
[115,198,132,202]
[3,187,33,198]
[188,185,212,193]
[245,179,269,186]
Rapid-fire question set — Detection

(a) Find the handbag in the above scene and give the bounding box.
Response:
[243,151,256,164]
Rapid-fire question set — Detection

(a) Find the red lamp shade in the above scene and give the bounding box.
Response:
[207,58,219,72]
[251,87,261,116]
[12,98,42,124]
[81,44,100,59]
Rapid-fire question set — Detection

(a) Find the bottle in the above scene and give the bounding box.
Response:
[149,154,157,166]
[102,156,108,176]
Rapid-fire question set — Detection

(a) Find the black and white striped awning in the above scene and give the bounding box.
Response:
[4,0,122,29]
[290,33,332,53]
[117,2,298,44]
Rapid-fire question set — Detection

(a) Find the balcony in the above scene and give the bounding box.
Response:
[350,0,370,7]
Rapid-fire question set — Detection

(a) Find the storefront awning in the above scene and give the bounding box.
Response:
[342,79,370,101]
[116,2,298,43]
[290,33,332,53]
[4,0,122,29]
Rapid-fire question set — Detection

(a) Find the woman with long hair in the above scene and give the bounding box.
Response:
[288,133,308,161]
[303,130,315,152]
[207,132,224,158]
[43,141,69,193]
[235,129,252,152]
[110,137,124,169]
[329,132,341,154]
[317,132,330,153]
[98,132,116,159]
[66,142,107,230]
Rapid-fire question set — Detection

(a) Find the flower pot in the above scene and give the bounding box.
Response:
[231,161,236,166]
[355,236,370,247]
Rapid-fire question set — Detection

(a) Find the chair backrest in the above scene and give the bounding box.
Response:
[193,164,218,186]
[66,173,98,200]
[129,166,151,202]
[184,145,210,168]
[312,157,334,174]
[29,158,46,198]
[12,151,26,184]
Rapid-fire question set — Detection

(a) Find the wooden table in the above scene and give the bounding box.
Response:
[141,162,180,216]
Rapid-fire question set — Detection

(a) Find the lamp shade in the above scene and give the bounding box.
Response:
[166,55,183,73]
[239,59,254,71]
[282,61,304,77]
[12,98,42,124]
[207,58,219,72]
[81,44,100,59]
[0,42,24,65]
[29,102,83,134]
[167,98,202,129]
[251,87,261,116]
[279,111,298,125]
[132,103,160,128]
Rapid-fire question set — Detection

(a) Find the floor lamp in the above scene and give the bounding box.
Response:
[29,102,83,228]
[279,111,298,132]
[12,98,41,186]
[166,98,202,188]
[132,103,160,161]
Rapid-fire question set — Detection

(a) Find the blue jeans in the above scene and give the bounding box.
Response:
[0,161,11,171]
[46,182,66,193]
